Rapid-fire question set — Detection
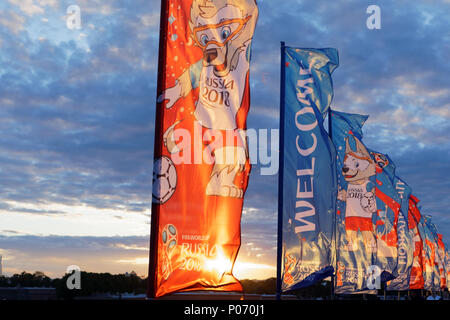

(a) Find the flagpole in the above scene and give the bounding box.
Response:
[276,41,286,300]
[328,108,332,140]
[328,107,337,300]
[148,0,169,299]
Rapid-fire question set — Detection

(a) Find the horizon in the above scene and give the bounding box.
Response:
[0,268,280,282]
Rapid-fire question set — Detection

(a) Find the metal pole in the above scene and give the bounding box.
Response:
[148,0,169,299]
[328,108,332,140]
[276,41,286,301]
[331,274,335,300]
[328,107,337,301]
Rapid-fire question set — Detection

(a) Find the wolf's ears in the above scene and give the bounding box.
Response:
[345,136,351,154]
[354,136,371,157]
[345,135,371,158]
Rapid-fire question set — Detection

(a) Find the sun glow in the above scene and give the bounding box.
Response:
[204,247,233,275]
[233,261,276,280]
[117,257,149,265]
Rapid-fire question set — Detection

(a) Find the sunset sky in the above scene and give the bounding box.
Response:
[0,0,449,280]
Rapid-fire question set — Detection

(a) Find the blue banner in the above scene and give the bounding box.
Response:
[408,195,425,289]
[331,110,376,293]
[331,110,407,293]
[423,216,445,290]
[386,175,414,290]
[369,149,400,281]
[280,47,338,291]
[445,245,450,289]
[417,215,437,290]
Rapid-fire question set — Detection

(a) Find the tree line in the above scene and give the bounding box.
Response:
[0,271,279,299]
[0,271,146,299]
[3,272,436,299]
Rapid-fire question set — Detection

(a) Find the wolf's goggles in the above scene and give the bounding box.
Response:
[192,15,252,50]
[343,152,372,163]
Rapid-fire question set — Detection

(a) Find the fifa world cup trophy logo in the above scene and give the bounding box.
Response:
[161,224,178,280]
[336,262,345,287]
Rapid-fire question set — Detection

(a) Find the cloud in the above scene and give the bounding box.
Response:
[8,0,44,16]
[0,234,150,277]
[0,0,160,218]
[36,0,58,8]
[0,233,276,279]
[0,10,26,34]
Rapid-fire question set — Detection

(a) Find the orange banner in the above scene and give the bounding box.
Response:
[408,195,424,290]
[149,0,258,298]
[437,234,447,289]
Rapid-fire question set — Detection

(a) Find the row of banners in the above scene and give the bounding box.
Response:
[280,46,449,294]
[148,0,449,297]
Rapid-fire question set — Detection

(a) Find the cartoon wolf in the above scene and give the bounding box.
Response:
[338,136,377,251]
[158,0,258,198]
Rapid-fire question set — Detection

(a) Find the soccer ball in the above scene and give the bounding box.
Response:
[361,192,377,213]
[162,224,178,253]
[152,156,177,204]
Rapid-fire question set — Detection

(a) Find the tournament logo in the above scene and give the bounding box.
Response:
[161,224,178,280]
